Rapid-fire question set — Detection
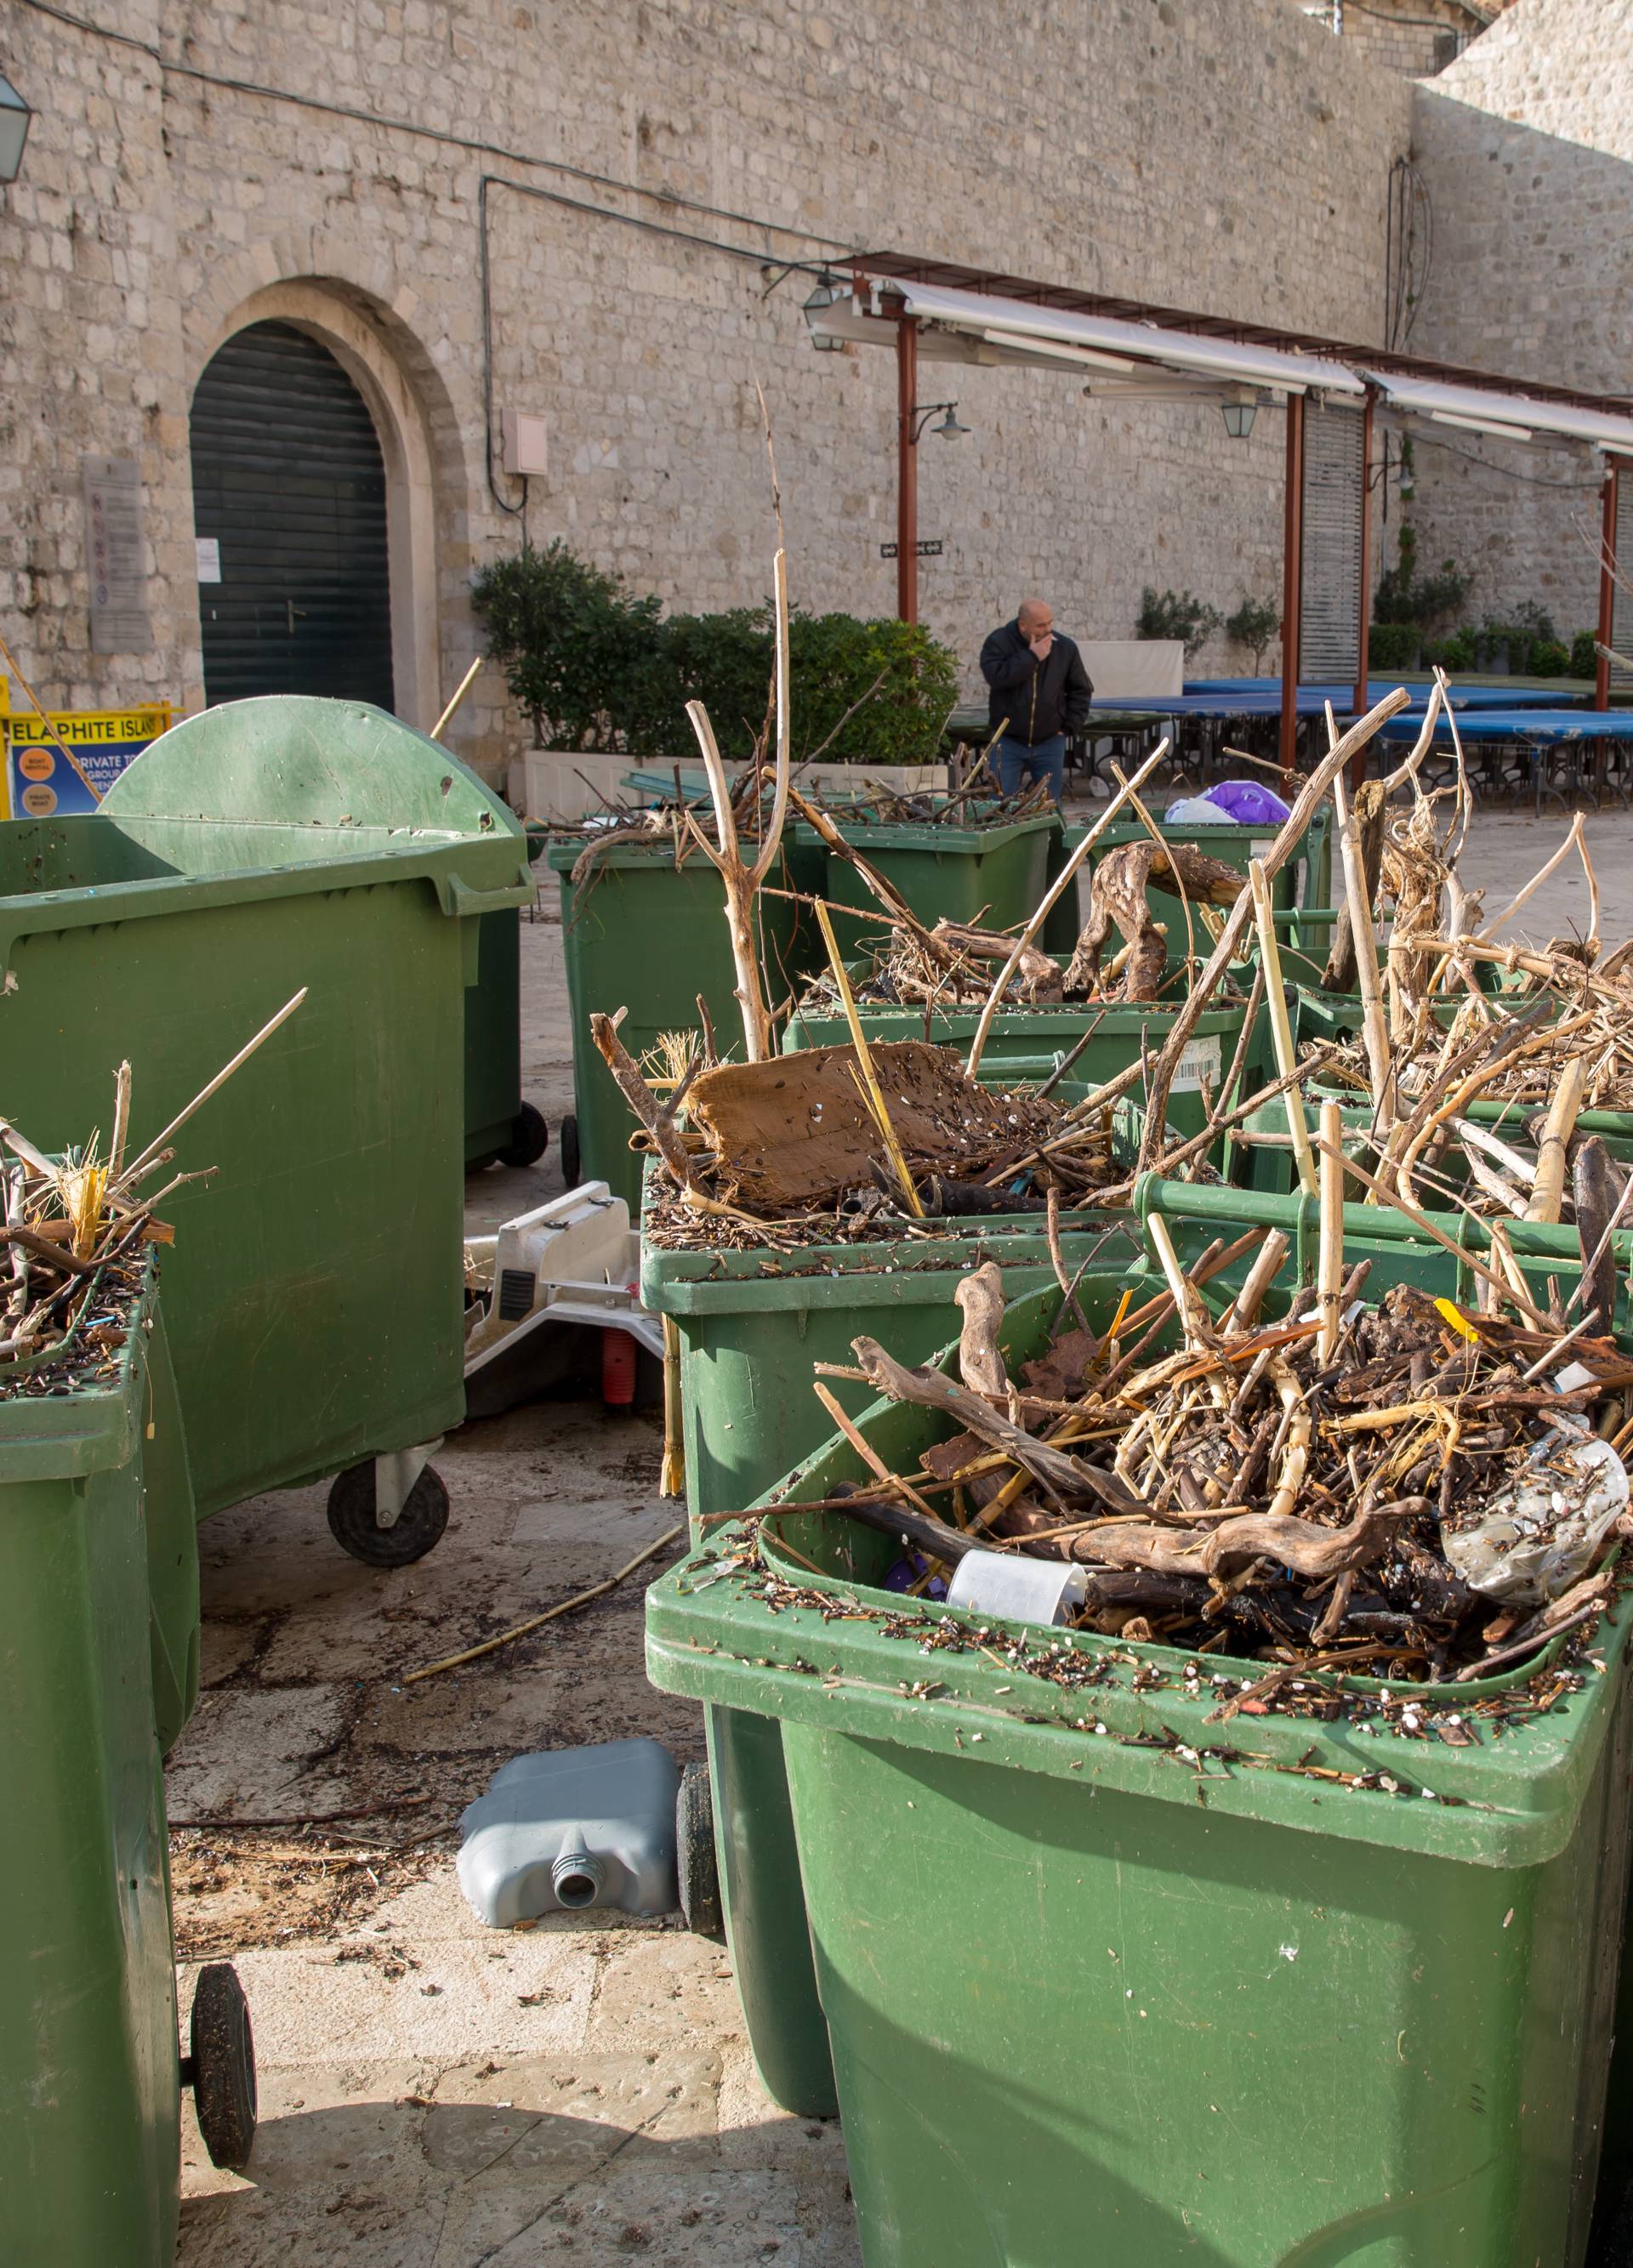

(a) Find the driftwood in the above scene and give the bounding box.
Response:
[1322,777,1385,992]
[1066,838,1244,1002]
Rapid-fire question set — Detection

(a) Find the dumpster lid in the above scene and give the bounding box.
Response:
[104,696,525,847]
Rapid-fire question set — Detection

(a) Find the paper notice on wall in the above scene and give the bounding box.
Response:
[82,456,153,653]
[195,536,221,583]
[1171,1034,1223,1094]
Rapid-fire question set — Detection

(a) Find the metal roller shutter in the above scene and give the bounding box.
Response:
[1300,402,1365,685]
[1613,480,1633,694]
[190,321,395,710]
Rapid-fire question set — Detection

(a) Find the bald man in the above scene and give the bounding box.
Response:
[978,599,1093,804]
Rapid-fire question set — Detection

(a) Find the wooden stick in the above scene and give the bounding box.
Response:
[1332,747,1394,1131]
[661,1312,686,1499]
[1317,1100,1344,1363]
[402,1524,685,1681]
[1478,816,1585,944]
[1249,856,1317,1199]
[963,740,1167,1079]
[430,654,484,741]
[589,1009,697,1188]
[1146,1212,1208,1350]
[812,1379,940,1519]
[1135,689,1411,1174]
[686,700,775,1062]
[1526,1054,1587,1225]
[117,990,308,1187]
[109,1060,131,1184]
[1220,1228,1289,1333]
[1307,1134,1549,1327]
[815,900,924,1218]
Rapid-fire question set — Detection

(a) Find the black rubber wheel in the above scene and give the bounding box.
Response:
[326,1462,451,1566]
[190,1962,258,2172]
[498,1100,549,1170]
[676,1760,723,1940]
[560,1111,581,1189]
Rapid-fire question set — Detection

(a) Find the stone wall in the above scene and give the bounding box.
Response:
[1407,0,1633,639]
[1302,0,1486,83]
[1,0,1415,776]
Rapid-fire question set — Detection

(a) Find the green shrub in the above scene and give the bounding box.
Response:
[1374,523,1471,630]
[471,542,959,764]
[1367,622,1420,671]
[1571,629,1599,679]
[1531,639,1570,678]
[1420,628,1475,674]
[470,541,663,751]
[1224,597,1279,671]
[1137,587,1222,657]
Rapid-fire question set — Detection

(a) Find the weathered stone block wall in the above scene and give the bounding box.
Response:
[1,0,1414,775]
[1407,0,1633,639]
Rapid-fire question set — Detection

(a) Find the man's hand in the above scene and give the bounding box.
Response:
[1027,629,1054,662]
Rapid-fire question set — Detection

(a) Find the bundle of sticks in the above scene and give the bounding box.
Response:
[1,992,305,1391]
[0,1088,205,1390]
[789,1225,1633,1683]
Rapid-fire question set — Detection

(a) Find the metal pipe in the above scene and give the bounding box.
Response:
[1596,459,1619,712]
[896,315,919,623]
[1352,389,1375,770]
[1280,392,1306,786]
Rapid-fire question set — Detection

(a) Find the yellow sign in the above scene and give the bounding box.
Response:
[1,699,175,817]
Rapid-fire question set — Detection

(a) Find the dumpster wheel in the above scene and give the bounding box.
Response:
[676,1759,723,1940]
[185,1961,258,2172]
[498,1100,549,1169]
[560,1112,581,1190]
[327,1462,451,1566]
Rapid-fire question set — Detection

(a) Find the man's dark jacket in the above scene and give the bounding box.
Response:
[979,621,1094,745]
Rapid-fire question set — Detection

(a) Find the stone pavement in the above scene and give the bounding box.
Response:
[171,802,1620,2266]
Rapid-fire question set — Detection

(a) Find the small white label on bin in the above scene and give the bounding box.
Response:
[1250,837,1274,859]
[1172,1035,1222,1093]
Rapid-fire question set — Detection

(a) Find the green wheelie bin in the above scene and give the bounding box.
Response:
[646,1188,1142,2121]
[648,1270,1633,2268]
[0,1255,253,2267]
[466,816,550,1172]
[793,807,1059,934]
[0,696,533,1563]
[549,835,799,1210]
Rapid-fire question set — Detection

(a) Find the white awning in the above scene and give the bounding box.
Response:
[867,276,1365,399]
[1362,369,1633,456]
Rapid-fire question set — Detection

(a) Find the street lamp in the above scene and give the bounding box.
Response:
[1220,395,1259,441]
[802,270,848,352]
[909,401,970,443]
[0,72,32,185]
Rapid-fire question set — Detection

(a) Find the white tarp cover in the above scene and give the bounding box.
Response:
[1359,369,1633,454]
[873,277,1365,397]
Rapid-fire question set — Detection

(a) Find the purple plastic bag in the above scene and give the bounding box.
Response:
[1198,778,1291,826]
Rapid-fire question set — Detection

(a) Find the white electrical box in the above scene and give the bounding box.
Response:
[501,409,550,477]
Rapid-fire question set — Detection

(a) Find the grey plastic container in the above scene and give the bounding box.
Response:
[457,1739,680,1925]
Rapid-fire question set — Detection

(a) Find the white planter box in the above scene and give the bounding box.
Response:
[506,750,949,821]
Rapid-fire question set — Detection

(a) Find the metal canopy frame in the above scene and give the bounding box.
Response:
[832,251,1632,765]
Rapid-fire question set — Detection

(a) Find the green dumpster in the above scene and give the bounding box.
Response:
[549,836,799,1210]
[646,1186,1142,2121]
[647,1273,1633,2268]
[0,1255,252,2266]
[464,821,549,1171]
[793,807,1058,934]
[0,696,533,1560]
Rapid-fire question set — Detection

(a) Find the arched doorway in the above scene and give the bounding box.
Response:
[190,320,395,708]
